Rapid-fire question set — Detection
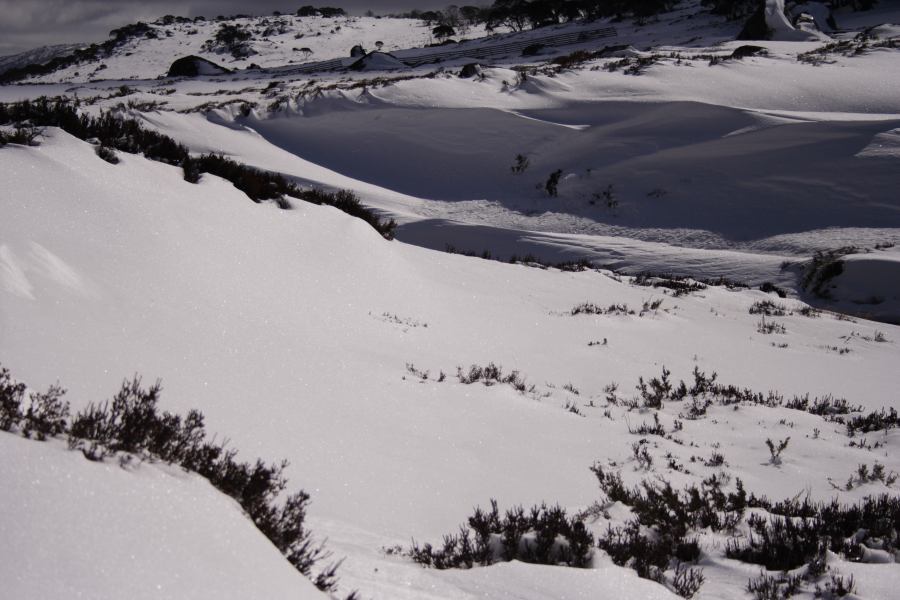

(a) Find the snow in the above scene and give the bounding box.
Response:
[3,127,900,598]
[3,2,900,598]
[0,435,324,600]
[828,247,900,324]
[766,0,826,41]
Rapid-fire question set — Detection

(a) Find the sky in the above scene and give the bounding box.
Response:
[0,0,446,56]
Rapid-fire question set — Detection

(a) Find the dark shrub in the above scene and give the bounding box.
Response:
[95,144,119,164]
[545,169,563,196]
[411,499,593,569]
[0,366,26,431]
[22,385,69,440]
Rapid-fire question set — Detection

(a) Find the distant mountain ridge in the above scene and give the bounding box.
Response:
[0,43,85,77]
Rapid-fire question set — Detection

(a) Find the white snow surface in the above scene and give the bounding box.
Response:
[0,435,325,600]
[2,127,900,599]
[3,3,900,598]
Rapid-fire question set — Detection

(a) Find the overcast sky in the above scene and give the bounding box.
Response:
[0,1,447,56]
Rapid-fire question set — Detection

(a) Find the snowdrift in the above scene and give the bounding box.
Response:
[0,433,324,600]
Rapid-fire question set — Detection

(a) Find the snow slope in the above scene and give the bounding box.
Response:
[0,435,326,600]
[2,128,900,599]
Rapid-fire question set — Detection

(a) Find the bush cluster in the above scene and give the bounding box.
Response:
[571,302,634,316]
[410,499,594,569]
[729,494,900,570]
[632,273,707,297]
[0,366,70,439]
[456,363,528,392]
[749,300,790,316]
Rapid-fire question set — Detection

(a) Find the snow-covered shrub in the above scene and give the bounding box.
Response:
[95,144,119,164]
[456,363,527,392]
[22,384,69,440]
[756,316,787,334]
[0,124,42,146]
[729,494,900,571]
[672,562,705,599]
[570,302,634,315]
[758,281,787,297]
[842,407,899,436]
[636,366,687,409]
[765,437,790,464]
[749,300,790,316]
[205,24,254,58]
[0,365,26,431]
[632,274,708,297]
[410,499,594,569]
[746,570,804,600]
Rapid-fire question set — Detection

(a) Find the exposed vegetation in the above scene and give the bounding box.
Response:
[0,362,341,593]
[410,499,593,569]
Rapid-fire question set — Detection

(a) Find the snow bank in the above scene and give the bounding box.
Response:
[766,0,825,41]
[0,435,324,600]
[828,248,900,323]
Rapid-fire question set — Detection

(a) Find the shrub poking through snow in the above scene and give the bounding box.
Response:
[757,316,787,334]
[510,153,529,174]
[635,366,687,409]
[456,363,528,392]
[22,385,69,441]
[0,366,26,431]
[95,144,119,164]
[765,437,790,465]
[595,461,899,593]
[749,300,790,316]
[0,363,340,593]
[410,499,594,569]
[632,274,708,297]
[0,366,69,439]
[570,302,635,316]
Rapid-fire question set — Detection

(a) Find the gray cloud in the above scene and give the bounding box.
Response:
[0,1,446,56]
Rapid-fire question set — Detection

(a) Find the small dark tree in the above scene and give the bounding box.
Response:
[432,24,456,40]
[22,385,69,441]
[545,169,563,196]
[0,365,25,431]
[510,153,529,174]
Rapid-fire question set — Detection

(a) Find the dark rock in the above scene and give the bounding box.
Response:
[166,55,230,77]
[731,44,767,59]
[459,63,482,78]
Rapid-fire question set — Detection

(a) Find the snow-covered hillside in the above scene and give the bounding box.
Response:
[2,1,900,599]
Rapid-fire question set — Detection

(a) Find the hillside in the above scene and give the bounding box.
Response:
[2,1,900,599]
